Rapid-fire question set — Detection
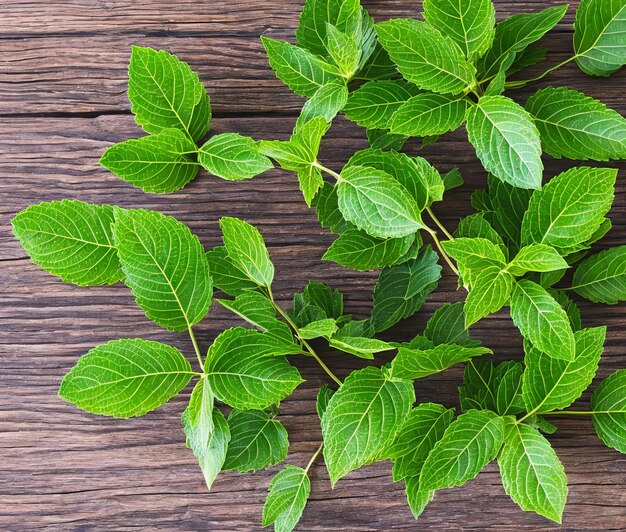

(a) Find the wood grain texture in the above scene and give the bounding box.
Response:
[0,1,625,530]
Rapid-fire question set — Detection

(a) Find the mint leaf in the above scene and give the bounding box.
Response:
[522,327,606,413]
[223,409,289,472]
[510,280,575,361]
[423,0,495,61]
[328,336,394,360]
[591,369,626,453]
[113,209,212,332]
[128,46,207,142]
[391,344,492,380]
[574,0,626,77]
[344,80,420,129]
[316,384,335,419]
[59,338,194,418]
[507,244,569,277]
[521,167,617,250]
[295,80,348,132]
[420,409,504,491]
[321,366,414,485]
[299,318,338,339]
[526,87,626,161]
[205,328,303,410]
[466,95,543,189]
[206,246,259,296]
[198,133,273,181]
[376,19,476,95]
[424,302,479,347]
[263,465,311,532]
[12,200,123,286]
[571,246,626,304]
[456,212,508,259]
[389,93,469,137]
[498,422,567,523]
[465,266,514,327]
[100,129,200,193]
[220,216,275,286]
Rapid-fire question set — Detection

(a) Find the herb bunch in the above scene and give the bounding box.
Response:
[12,0,626,529]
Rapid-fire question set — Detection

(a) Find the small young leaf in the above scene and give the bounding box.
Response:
[206,246,259,296]
[198,133,273,181]
[299,318,338,339]
[295,80,348,132]
[262,465,311,532]
[442,237,507,285]
[316,384,335,419]
[571,246,626,304]
[223,409,289,472]
[591,369,626,453]
[291,281,344,326]
[100,129,200,193]
[495,362,526,416]
[59,338,194,418]
[328,336,394,360]
[443,167,464,191]
[325,23,360,76]
[459,360,498,412]
[507,244,569,277]
[12,200,123,286]
[456,213,508,259]
[389,93,469,137]
[464,266,514,327]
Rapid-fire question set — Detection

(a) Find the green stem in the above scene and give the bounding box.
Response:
[426,207,455,240]
[536,409,625,416]
[504,55,578,89]
[304,442,324,474]
[313,161,342,182]
[188,325,205,372]
[428,227,461,278]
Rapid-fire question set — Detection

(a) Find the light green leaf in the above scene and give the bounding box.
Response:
[420,409,504,491]
[328,336,394,360]
[424,301,480,347]
[521,167,617,250]
[113,209,212,332]
[220,216,274,286]
[12,200,123,286]
[574,0,626,77]
[464,266,514,327]
[522,327,606,413]
[389,93,469,137]
[507,244,569,277]
[498,422,567,523]
[405,477,435,519]
[322,366,415,485]
[510,280,575,361]
[459,360,498,412]
[325,23,360,76]
[423,0,495,60]
[205,328,303,410]
[495,362,526,416]
[466,95,543,189]
[299,318,338,339]
[58,338,194,418]
[198,133,272,181]
[206,246,259,296]
[316,384,335,419]
[128,47,207,142]
[295,80,348,132]
[591,369,626,453]
[187,88,211,144]
[262,465,311,532]
[100,129,200,193]
[456,212,508,259]
[376,19,476,95]
[391,344,492,380]
[571,246,626,304]
[442,237,507,286]
[526,87,626,161]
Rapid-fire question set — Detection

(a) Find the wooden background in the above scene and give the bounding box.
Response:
[1,1,625,529]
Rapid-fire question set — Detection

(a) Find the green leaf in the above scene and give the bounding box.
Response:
[571,246,626,304]
[328,336,394,360]
[198,133,273,181]
[386,403,454,481]
[442,237,507,286]
[459,360,524,415]
[371,247,442,332]
[424,302,480,347]
[464,266,514,327]
[12,200,123,286]
[405,477,435,519]
[344,80,420,129]
[220,216,274,286]
[376,19,476,95]
[498,422,567,523]
[59,338,194,418]
[206,246,259,296]
[295,80,348,132]
[466,95,543,189]
[591,369,626,453]
[299,318,338,339]
[313,182,353,234]
[223,409,289,472]
[389,93,469,137]
[507,46,548,75]
[526,415,558,435]
[456,212,508,259]
[187,88,211,144]
[391,344,492,380]
[495,362,526,416]
[510,280,575,361]
[507,244,569,277]
[100,129,200,193]
[337,165,424,239]
[423,0,495,61]
[322,366,415,485]
[316,384,335,419]
[522,327,606,413]
[291,281,344,326]
[263,465,311,532]
[526,87,626,161]
[477,5,568,80]
[574,0,626,77]
[549,289,582,332]
[366,128,408,151]
[325,23,360,76]
[420,409,504,491]
[205,328,303,410]
[113,209,212,332]
[128,47,207,142]
[521,167,617,250]
[443,167,464,191]
[261,37,341,98]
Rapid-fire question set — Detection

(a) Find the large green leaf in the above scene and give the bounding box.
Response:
[113,209,212,332]
[574,0,626,77]
[59,338,194,418]
[466,95,543,189]
[571,246,626,304]
[376,19,476,95]
[389,93,469,137]
[263,465,311,532]
[498,422,567,523]
[100,129,200,193]
[198,133,273,181]
[12,200,123,286]
[526,87,626,161]
[591,369,626,453]
[322,366,414,485]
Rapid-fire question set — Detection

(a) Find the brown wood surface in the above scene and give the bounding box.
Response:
[0,1,625,530]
